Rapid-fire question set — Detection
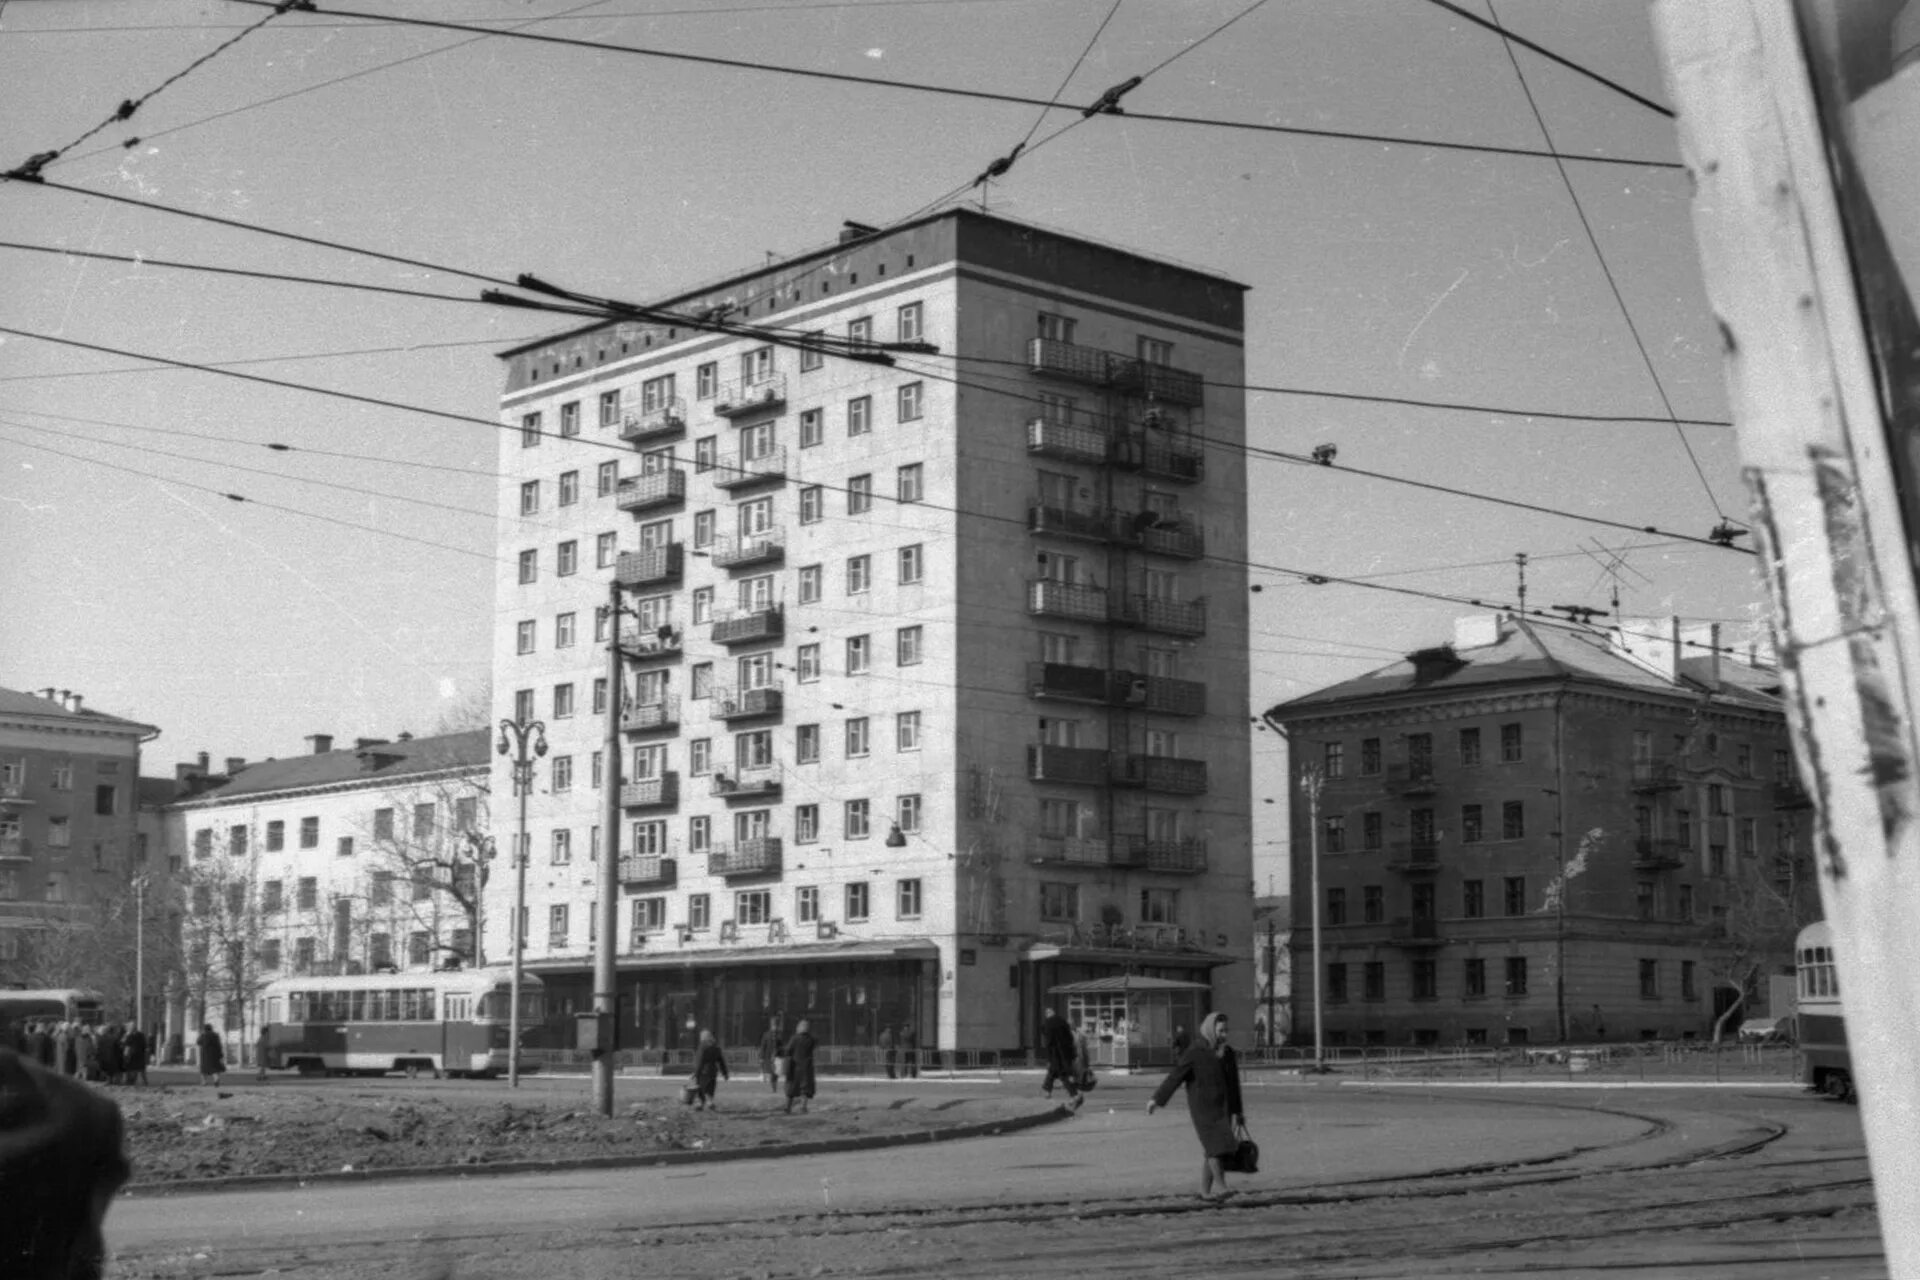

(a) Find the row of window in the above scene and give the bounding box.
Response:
[1323,806,1795,859]
[1323,803,1526,852]
[546,874,927,948]
[256,929,471,975]
[1320,729,1796,782]
[191,799,479,860]
[1323,956,1700,1003]
[1,759,121,789]
[514,459,926,534]
[1035,882,1181,925]
[544,790,928,864]
[1324,877,1722,924]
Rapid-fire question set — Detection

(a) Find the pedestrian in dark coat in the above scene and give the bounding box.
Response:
[758,1020,784,1093]
[691,1030,729,1110]
[96,1025,123,1085]
[55,1024,77,1077]
[24,1022,52,1070]
[1171,1026,1192,1056]
[121,1026,148,1087]
[1040,1008,1082,1110]
[1147,1011,1245,1201]
[877,1025,896,1079]
[195,1024,225,1086]
[0,1045,131,1280]
[76,1028,100,1083]
[899,1023,918,1078]
[782,1020,817,1113]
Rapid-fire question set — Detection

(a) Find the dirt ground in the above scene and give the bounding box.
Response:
[117,1076,1037,1185]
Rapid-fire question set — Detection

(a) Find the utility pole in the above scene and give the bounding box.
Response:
[1264,911,1278,1049]
[1302,764,1325,1073]
[496,716,547,1088]
[133,873,148,1033]
[594,578,626,1118]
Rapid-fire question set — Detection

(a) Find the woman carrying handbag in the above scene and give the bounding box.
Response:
[1146,1012,1249,1202]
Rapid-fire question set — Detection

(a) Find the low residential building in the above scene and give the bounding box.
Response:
[1266,615,1818,1048]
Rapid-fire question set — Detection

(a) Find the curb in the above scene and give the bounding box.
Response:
[120,1104,1072,1199]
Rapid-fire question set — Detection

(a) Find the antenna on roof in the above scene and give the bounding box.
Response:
[1515,552,1528,615]
[1552,604,1607,625]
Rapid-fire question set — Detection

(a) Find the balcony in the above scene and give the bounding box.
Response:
[620,399,687,445]
[619,773,679,810]
[1116,430,1206,482]
[1028,744,1110,786]
[1116,836,1209,873]
[710,528,785,570]
[0,835,27,861]
[1112,754,1209,795]
[711,605,784,646]
[1389,916,1442,947]
[713,374,787,417]
[1384,764,1438,796]
[1028,336,1116,386]
[1,782,32,806]
[1632,837,1685,870]
[1030,837,1122,869]
[620,696,680,734]
[619,626,683,664]
[615,544,684,589]
[709,837,782,879]
[1387,839,1439,873]
[1772,778,1813,810]
[1124,512,1205,559]
[1111,361,1205,408]
[712,447,788,490]
[1028,579,1109,624]
[1631,761,1683,792]
[1134,673,1207,716]
[1026,415,1110,465]
[1027,661,1113,704]
[712,687,783,722]
[1029,502,1117,544]
[618,854,677,888]
[711,765,783,800]
[615,469,687,513]
[1111,593,1207,638]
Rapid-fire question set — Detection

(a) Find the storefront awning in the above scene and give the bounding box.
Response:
[1023,943,1237,969]
[1049,974,1213,994]
[526,938,939,974]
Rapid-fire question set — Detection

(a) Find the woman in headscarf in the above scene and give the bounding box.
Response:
[782,1019,817,1114]
[691,1029,730,1110]
[196,1023,226,1086]
[1146,1011,1245,1201]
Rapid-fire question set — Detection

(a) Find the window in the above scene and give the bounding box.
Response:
[592,463,617,502]
[1412,960,1437,1000]
[336,835,355,858]
[299,816,319,849]
[689,739,711,776]
[1503,876,1526,916]
[898,544,923,584]
[799,565,822,603]
[846,316,873,348]
[796,644,821,683]
[846,799,871,839]
[517,549,538,585]
[848,475,873,514]
[49,764,71,791]
[847,555,871,594]
[1363,962,1385,1002]
[1679,883,1695,922]
[1463,879,1484,918]
[592,531,616,570]
[1326,887,1347,926]
[549,904,570,949]
[1362,811,1382,850]
[897,302,922,343]
[694,436,716,472]
[260,939,282,972]
[697,362,717,398]
[1639,959,1660,999]
[514,689,536,724]
[1504,956,1528,996]
[897,625,922,666]
[800,337,825,373]
[1140,887,1178,924]
[556,400,580,438]
[555,612,576,650]
[559,470,580,506]
[799,407,823,447]
[1362,885,1385,924]
[297,877,318,911]
[1327,963,1349,1003]
[557,541,578,577]
[1361,738,1381,775]
[1038,312,1076,342]
[1502,801,1524,840]
[1461,804,1483,843]
[796,724,820,764]
[845,881,870,921]
[1678,808,1694,849]
[897,879,922,918]
[847,635,870,674]
[553,682,575,719]
[848,396,871,437]
[799,486,824,524]
[1681,960,1697,999]
[599,390,621,428]
[736,889,776,927]
[898,381,924,421]
[897,463,923,503]
[265,820,285,852]
[691,663,713,700]
[521,412,542,447]
[793,804,820,844]
[1323,741,1344,779]
[516,620,536,655]
[740,346,774,384]
[896,711,921,752]
[1464,958,1487,998]
[1500,723,1523,762]
[1323,816,1346,853]
[520,480,540,515]
[552,755,574,794]
[691,587,714,625]
[894,794,923,834]
[1459,727,1481,766]
[846,718,871,758]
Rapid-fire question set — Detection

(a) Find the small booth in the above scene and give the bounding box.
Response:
[1049,975,1210,1070]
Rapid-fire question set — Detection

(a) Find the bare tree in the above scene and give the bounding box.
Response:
[352,768,491,970]
[176,834,271,1041]
[1702,840,1820,1041]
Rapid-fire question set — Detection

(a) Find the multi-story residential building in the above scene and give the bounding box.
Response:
[0,685,158,991]
[491,210,1253,1055]
[1266,614,1818,1048]
[161,730,489,1041]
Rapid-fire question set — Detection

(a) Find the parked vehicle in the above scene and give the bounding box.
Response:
[1738,1015,1793,1044]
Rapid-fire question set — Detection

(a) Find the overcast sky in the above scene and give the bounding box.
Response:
[0,1,1759,891]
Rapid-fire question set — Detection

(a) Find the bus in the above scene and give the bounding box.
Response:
[1796,920,1852,1101]
[256,968,544,1079]
[1,988,106,1042]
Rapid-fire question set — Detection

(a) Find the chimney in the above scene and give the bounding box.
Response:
[36,687,56,702]
[305,734,333,755]
[66,693,83,713]
[225,757,247,775]
[174,762,199,782]
[57,689,70,708]
[354,738,390,752]
[197,752,210,771]
[397,731,414,742]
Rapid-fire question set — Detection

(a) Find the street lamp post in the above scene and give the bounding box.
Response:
[1302,764,1326,1073]
[133,873,149,1032]
[497,717,547,1088]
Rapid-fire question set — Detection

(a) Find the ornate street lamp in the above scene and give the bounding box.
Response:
[497,717,547,1087]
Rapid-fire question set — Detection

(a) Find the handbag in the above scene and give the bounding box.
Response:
[1224,1122,1259,1174]
[680,1082,700,1105]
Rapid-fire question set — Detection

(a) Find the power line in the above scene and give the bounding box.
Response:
[0,336,524,385]
[1419,0,1673,119]
[0,240,493,307]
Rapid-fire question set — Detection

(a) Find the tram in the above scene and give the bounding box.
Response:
[1795,920,1852,1101]
[0,988,106,1040]
[257,968,544,1078]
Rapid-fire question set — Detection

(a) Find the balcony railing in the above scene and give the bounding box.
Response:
[1028,579,1109,623]
[1029,503,1117,543]
[1029,837,1120,868]
[1028,336,1115,385]
[1385,764,1438,796]
[1631,761,1683,791]
[620,697,681,733]
[710,528,785,569]
[1027,661,1113,703]
[712,687,783,721]
[619,626,683,663]
[1116,836,1208,873]
[1632,837,1685,869]
[1111,361,1205,407]
[1028,744,1110,786]
[1112,754,1209,795]
[1127,515,1205,559]
[712,447,788,490]
[0,835,27,861]
[615,544,684,589]
[711,765,783,799]
[1116,430,1206,482]
[619,773,680,810]
[618,854,677,888]
[1026,664,1206,716]
[710,837,782,879]
[1026,415,1110,464]
[620,399,687,444]
[1389,916,1441,946]
[711,605,784,646]
[615,469,687,513]
[1026,338,1204,407]
[1111,593,1207,637]
[1135,673,1207,716]
[1387,839,1439,872]
[713,374,787,417]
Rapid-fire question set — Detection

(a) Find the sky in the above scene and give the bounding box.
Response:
[0,1,1761,894]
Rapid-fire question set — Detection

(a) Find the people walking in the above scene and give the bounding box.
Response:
[899,1023,918,1078]
[1040,1007,1082,1111]
[783,1019,817,1114]
[877,1025,896,1079]
[122,1024,149,1087]
[55,1022,77,1077]
[25,1021,52,1070]
[195,1023,225,1087]
[97,1024,124,1086]
[256,1026,272,1081]
[77,1026,100,1083]
[691,1030,729,1110]
[758,1019,784,1093]
[1146,1012,1246,1202]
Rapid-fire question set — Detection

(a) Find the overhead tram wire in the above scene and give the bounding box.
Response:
[1484,0,1730,524]
[0,336,529,385]
[1419,0,1674,119]
[214,0,1681,171]
[0,240,498,308]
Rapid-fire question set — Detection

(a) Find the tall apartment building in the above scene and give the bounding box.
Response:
[1266,614,1819,1048]
[0,685,157,988]
[492,210,1253,1055]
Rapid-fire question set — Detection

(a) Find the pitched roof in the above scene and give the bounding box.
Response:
[0,685,157,735]
[168,729,489,806]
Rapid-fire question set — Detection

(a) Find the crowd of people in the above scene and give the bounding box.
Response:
[10,1020,153,1087]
